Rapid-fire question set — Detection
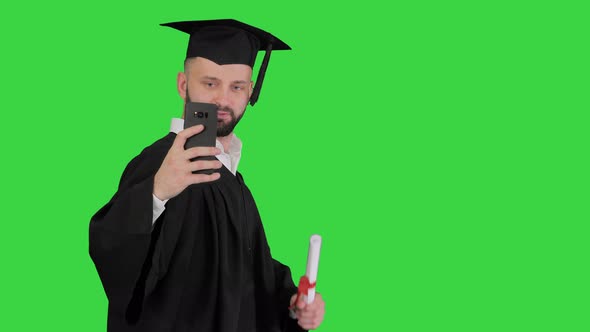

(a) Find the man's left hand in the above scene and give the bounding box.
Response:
[290,292,325,330]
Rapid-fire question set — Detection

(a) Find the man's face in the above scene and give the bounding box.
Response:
[181,57,253,137]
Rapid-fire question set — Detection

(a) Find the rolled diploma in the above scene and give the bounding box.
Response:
[305,234,322,304]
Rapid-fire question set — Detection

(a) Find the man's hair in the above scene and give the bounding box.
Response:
[184,58,195,73]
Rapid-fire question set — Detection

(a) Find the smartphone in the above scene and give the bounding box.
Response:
[183,102,218,174]
[184,102,217,148]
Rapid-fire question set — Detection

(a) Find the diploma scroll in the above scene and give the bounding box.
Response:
[289,235,322,318]
[305,234,322,304]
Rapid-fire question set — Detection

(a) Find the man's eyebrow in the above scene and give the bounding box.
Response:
[200,76,248,84]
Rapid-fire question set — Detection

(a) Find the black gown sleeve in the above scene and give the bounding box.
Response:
[273,259,298,309]
[273,259,308,332]
[89,137,170,321]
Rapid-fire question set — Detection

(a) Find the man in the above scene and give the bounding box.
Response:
[89,19,325,332]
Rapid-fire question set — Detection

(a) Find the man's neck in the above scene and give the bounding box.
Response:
[217,134,232,152]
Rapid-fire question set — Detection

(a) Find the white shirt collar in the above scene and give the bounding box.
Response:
[169,118,242,175]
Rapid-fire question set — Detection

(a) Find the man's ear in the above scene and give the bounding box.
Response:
[249,81,254,99]
[177,72,187,101]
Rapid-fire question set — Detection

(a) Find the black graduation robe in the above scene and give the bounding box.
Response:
[89,133,304,332]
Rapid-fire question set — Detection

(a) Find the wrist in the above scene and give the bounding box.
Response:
[153,176,168,201]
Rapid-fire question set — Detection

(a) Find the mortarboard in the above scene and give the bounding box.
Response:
[161,19,291,106]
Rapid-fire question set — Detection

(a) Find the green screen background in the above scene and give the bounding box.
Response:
[1,0,588,331]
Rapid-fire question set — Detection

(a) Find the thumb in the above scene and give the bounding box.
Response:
[296,297,306,310]
[289,294,297,307]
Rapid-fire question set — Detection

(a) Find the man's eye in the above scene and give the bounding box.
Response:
[203,82,215,88]
[233,85,244,91]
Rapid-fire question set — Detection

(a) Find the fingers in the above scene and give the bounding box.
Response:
[297,305,324,330]
[172,124,205,150]
[184,146,221,160]
[296,301,322,319]
[188,159,222,173]
[188,172,221,184]
[295,294,325,330]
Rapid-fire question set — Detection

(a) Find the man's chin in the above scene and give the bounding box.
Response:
[216,115,242,137]
[217,125,233,137]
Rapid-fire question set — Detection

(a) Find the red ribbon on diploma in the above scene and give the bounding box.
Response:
[290,275,317,309]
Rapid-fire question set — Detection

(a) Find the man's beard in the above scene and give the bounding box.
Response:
[186,90,244,137]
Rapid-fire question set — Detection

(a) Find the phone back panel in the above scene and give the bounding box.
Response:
[184,102,218,149]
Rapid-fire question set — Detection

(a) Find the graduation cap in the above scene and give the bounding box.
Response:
[161,19,291,106]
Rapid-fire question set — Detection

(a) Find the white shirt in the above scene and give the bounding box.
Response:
[152,118,243,223]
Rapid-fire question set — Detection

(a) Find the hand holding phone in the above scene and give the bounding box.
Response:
[153,124,221,201]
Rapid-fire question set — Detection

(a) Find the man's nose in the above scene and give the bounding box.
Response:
[212,87,230,108]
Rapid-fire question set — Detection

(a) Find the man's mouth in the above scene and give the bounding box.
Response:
[218,111,231,120]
